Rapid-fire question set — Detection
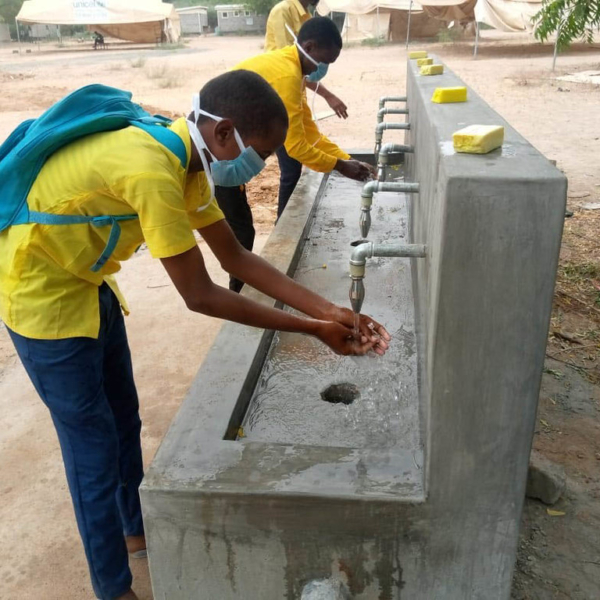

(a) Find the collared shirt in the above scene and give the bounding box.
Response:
[264,0,311,52]
[0,118,224,340]
[234,45,350,172]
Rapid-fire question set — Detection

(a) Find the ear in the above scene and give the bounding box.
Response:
[213,119,236,148]
[303,40,316,54]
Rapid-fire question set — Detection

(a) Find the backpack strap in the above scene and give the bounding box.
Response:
[131,120,188,170]
[27,211,137,272]
[18,119,187,273]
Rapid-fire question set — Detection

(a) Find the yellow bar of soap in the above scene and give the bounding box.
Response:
[420,64,444,76]
[417,57,433,67]
[453,125,505,154]
[431,86,467,103]
[409,50,428,59]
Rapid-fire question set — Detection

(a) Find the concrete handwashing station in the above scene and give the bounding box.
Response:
[141,55,567,599]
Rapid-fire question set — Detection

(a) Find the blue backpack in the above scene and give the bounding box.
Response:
[0,84,187,272]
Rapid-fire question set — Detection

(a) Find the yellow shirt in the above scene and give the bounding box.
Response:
[234,46,350,172]
[0,118,224,340]
[264,0,310,52]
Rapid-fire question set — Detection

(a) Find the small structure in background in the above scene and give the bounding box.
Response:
[0,23,11,42]
[176,5,209,36]
[28,23,61,40]
[215,4,266,34]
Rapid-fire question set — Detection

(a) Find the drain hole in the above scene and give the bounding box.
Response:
[321,383,360,405]
[350,239,369,247]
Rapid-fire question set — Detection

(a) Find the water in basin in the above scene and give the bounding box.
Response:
[241,172,421,456]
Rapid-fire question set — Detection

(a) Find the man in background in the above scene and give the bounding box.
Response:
[264,0,347,119]
[216,17,373,292]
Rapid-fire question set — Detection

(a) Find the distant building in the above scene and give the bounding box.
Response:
[215,4,266,34]
[0,23,11,42]
[28,23,61,40]
[176,5,209,35]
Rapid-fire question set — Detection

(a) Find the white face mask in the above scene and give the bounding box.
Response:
[285,24,329,83]
[186,94,265,198]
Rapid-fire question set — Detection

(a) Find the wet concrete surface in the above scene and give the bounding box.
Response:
[242,173,422,457]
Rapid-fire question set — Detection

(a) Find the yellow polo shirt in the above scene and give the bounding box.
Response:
[234,46,350,172]
[0,117,224,340]
[264,0,310,51]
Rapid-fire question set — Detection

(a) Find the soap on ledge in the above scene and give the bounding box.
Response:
[417,57,433,67]
[420,64,444,76]
[453,125,505,154]
[409,50,428,59]
[431,87,467,103]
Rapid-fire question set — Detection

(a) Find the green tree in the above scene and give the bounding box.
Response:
[243,0,279,16]
[0,0,22,24]
[535,0,600,51]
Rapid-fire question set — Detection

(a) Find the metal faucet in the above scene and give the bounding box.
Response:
[377,107,409,124]
[376,142,414,179]
[349,241,427,314]
[359,180,419,238]
[378,95,407,110]
[374,122,410,161]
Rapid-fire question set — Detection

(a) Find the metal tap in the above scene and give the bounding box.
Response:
[377,142,414,180]
[378,95,407,110]
[349,241,427,314]
[374,122,411,161]
[359,181,419,238]
[377,107,409,124]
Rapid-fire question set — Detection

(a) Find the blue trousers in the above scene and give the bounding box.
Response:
[275,145,303,218]
[7,283,144,600]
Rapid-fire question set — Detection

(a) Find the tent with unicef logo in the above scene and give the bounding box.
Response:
[16,0,181,43]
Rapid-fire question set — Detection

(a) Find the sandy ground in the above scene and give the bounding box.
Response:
[1,32,599,599]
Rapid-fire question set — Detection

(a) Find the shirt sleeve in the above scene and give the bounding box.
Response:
[302,102,351,161]
[279,78,341,172]
[119,171,198,259]
[184,172,225,230]
[270,5,294,50]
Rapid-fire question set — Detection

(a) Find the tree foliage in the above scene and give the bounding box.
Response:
[535,0,600,51]
[243,0,279,16]
[0,0,22,24]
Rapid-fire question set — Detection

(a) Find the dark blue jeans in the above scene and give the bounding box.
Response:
[215,184,254,293]
[7,283,143,600]
[276,145,303,218]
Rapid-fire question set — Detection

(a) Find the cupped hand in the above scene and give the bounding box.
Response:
[324,306,391,356]
[336,159,376,183]
[316,321,381,356]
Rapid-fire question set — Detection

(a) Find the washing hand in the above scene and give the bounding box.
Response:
[321,306,391,356]
[335,159,377,182]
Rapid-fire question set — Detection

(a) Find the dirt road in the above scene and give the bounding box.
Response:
[0,32,599,599]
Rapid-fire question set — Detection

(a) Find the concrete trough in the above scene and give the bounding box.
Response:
[141,56,567,599]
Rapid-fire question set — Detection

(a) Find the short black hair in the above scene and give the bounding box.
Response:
[198,70,288,138]
[297,16,342,50]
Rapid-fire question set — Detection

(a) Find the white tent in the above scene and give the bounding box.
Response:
[16,0,181,43]
[475,0,543,32]
[318,0,475,42]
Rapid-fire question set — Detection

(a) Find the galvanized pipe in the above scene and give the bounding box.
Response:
[374,122,411,159]
[378,95,407,110]
[379,143,414,165]
[377,143,414,180]
[377,107,409,124]
[349,241,427,314]
[359,181,419,238]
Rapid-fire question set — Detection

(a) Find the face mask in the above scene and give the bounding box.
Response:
[286,24,329,83]
[186,94,265,193]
